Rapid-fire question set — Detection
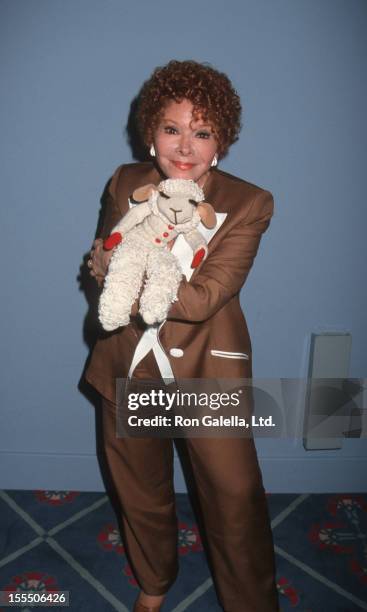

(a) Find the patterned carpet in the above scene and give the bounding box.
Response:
[0,490,366,611]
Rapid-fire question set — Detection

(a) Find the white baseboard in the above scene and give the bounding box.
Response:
[0,451,366,493]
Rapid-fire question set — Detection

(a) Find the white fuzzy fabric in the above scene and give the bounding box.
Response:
[139,246,182,325]
[150,197,202,234]
[98,179,206,331]
[158,178,204,202]
[98,218,183,330]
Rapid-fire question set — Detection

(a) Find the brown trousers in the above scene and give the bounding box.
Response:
[101,350,279,611]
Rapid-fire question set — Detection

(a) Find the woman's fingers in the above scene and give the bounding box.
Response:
[93,238,103,248]
[89,238,103,259]
[88,239,113,278]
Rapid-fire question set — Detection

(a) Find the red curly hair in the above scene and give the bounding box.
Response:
[136,60,242,158]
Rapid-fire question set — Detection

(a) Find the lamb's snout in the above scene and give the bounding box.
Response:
[170,207,183,224]
[157,190,198,225]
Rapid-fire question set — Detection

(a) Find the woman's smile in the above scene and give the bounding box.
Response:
[171,161,195,170]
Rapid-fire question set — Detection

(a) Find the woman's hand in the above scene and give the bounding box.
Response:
[87,238,114,284]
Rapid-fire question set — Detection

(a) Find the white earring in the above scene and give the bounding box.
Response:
[150,144,156,157]
[211,155,218,167]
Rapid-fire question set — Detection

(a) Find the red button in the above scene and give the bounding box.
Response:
[163,232,169,237]
[155,238,161,244]
[168,225,174,230]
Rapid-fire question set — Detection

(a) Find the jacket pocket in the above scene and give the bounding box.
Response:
[210,349,249,360]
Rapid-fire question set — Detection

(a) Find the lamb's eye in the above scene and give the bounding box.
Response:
[159,191,170,199]
[189,199,197,206]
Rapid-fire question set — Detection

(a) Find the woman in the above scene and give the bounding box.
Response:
[86,60,279,612]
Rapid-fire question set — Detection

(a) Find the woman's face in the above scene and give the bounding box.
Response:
[152,99,218,186]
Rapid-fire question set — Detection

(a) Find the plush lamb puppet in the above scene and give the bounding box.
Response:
[98,178,216,330]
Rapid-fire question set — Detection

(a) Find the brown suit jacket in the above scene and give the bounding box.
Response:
[85,162,274,402]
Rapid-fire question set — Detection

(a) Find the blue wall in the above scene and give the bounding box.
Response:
[1,0,366,492]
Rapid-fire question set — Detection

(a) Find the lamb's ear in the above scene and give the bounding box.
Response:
[197,202,217,229]
[131,183,157,203]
